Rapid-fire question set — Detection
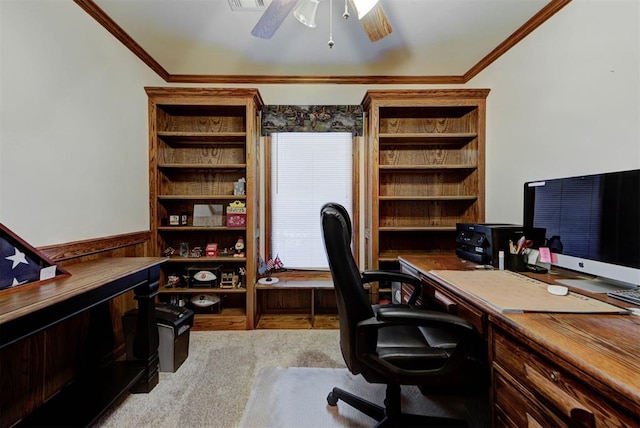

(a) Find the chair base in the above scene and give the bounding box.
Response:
[327,385,468,428]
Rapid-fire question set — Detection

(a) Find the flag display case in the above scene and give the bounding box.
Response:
[0,223,69,290]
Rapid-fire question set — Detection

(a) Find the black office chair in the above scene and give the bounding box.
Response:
[320,202,482,427]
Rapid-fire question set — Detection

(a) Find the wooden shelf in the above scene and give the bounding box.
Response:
[164,256,247,263]
[157,131,246,142]
[158,195,246,200]
[378,196,478,201]
[158,287,247,294]
[363,89,488,302]
[378,226,457,232]
[158,226,246,232]
[158,163,246,169]
[256,313,339,329]
[378,165,477,170]
[192,307,248,331]
[379,132,477,144]
[147,87,262,330]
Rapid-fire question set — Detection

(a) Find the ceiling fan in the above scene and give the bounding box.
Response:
[251,0,393,42]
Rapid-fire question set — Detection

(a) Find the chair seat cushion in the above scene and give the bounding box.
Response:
[377,325,430,348]
[418,326,460,351]
[376,325,453,370]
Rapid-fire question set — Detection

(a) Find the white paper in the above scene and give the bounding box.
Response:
[40,265,57,281]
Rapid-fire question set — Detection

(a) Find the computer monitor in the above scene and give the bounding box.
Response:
[523,169,640,292]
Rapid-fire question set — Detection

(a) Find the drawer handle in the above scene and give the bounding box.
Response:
[434,290,457,312]
[524,364,595,428]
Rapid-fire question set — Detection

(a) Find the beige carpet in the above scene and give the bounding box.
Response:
[96,329,488,428]
[96,330,345,428]
[239,367,489,428]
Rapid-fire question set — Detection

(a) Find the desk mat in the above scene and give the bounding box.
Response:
[428,270,628,314]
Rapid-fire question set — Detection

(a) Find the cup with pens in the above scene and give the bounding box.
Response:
[507,236,532,271]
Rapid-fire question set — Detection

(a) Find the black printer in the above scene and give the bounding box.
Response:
[456,223,546,267]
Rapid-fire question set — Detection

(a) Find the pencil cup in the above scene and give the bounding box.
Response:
[507,254,527,272]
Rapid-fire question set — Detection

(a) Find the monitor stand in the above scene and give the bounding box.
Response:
[556,277,637,294]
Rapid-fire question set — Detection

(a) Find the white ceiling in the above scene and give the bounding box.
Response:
[91,0,558,78]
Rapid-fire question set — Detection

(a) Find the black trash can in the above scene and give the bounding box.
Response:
[123,303,195,373]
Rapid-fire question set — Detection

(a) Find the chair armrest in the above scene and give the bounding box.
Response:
[375,305,474,333]
[361,270,422,305]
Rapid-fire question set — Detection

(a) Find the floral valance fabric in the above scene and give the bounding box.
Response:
[261,105,363,136]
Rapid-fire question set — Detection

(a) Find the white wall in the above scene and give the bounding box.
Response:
[471,0,640,223]
[1,0,638,247]
[0,1,164,246]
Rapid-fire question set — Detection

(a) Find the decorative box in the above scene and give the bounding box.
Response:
[205,243,218,257]
[227,200,247,228]
[187,265,222,288]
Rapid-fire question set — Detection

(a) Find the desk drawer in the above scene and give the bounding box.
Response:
[494,371,566,428]
[421,276,486,337]
[492,329,636,428]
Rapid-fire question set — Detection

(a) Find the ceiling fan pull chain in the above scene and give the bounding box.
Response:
[343,0,350,20]
[328,0,335,49]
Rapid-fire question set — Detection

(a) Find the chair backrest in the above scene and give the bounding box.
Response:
[321,203,374,373]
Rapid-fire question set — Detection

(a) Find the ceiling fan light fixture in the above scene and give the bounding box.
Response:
[351,0,378,19]
[293,0,320,28]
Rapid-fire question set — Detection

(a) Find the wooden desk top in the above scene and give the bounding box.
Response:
[0,257,166,325]
[399,254,640,409]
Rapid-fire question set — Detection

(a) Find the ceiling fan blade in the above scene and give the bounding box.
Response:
[356,1,393,42]
[251,0,300,39]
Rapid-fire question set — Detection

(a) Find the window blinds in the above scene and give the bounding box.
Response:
[271,132,353,269]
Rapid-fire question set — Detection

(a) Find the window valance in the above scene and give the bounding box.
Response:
[261,105,363,136]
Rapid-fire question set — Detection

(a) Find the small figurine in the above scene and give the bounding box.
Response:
[234,177,246,195]
[166,274,180,288]
[233,236,245,257]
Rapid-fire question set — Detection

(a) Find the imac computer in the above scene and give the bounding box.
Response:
[523,169,640,292]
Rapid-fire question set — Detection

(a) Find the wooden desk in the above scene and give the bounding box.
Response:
[399,255,640,428]
[0,257,166,427]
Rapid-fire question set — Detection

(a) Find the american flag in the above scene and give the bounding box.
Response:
[1,235,42,290]
[265,257,275,271]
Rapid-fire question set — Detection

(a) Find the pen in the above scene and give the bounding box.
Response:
[515,236,525,254]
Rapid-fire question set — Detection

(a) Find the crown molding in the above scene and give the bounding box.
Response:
[75,0,572,85]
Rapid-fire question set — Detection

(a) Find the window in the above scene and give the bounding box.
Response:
[269,132,353,269]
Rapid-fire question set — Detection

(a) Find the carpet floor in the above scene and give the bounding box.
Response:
[96,329,488,428]
[96,329,345,428]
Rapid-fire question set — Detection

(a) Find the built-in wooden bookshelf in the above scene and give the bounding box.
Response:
[146,87,263,330]
[362,89,489,302]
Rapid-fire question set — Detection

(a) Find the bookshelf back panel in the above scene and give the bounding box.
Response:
[157,108,246,133]
[379,170,478,197]
[158,143,246,164]
[379,142,478,166]
[379,200,479,228]
[379,108,478,134]
[159,170,244,195]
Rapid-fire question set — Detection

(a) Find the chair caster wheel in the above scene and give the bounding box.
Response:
[327,391,338,406]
